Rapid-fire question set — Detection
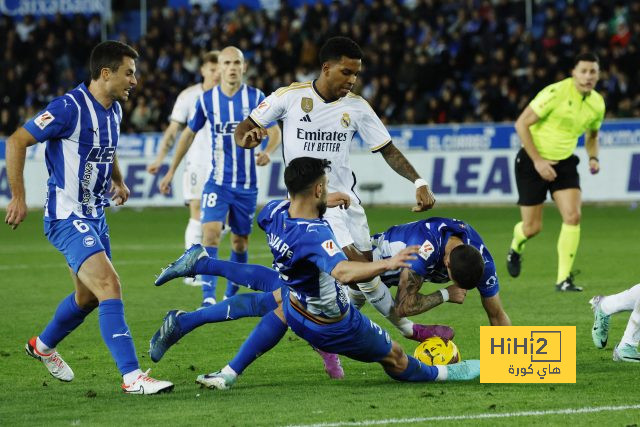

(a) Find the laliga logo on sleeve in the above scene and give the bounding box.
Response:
[35,111,55,130]
[418,240,435,261]
[321,240,340,256]
[257,100,270,112]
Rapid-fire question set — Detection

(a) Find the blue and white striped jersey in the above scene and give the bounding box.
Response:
[23,83,122,220]
[258,200,350,319]
[371,217,499,298]
[189,84,266,191]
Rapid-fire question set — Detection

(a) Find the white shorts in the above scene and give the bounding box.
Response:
[323,202,372,252]
[182,161,211,202]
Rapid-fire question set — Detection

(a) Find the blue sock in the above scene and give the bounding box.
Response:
[39,292,92,348]
[195,258,280,292]
[224,250,248,298]
[178,292,278,335]
[98,299,139,376]
[202,246,218,301]
[386,355,438,382]
[228,310,287,375]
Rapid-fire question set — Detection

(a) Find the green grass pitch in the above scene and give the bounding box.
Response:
[1,204,639,426]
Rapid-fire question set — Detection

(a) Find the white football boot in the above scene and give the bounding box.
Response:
[25,336,74,382]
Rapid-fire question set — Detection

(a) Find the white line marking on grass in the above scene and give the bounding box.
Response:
[285,404,640,427]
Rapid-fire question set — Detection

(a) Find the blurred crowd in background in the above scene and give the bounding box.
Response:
[1,0,639,136]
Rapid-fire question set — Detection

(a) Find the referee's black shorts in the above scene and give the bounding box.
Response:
[515,148,581,206]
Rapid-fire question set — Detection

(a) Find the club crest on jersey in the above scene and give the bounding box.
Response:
[35,111,55,130]
[340,113,350,128]
[418,240,435,261]
[83,235,96,248]
[321,239,340,256]
[301,97,313,113]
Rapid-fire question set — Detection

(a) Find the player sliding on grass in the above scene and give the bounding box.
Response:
[148,213,509,384]
[150,157,480,388]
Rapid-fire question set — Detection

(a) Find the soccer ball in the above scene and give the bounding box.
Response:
[413,337,461,365]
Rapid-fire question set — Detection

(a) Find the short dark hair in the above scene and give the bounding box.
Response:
[319,37,363,64]
[448,245,484,290]
[284,157,331,196]
[573,52,599,68]
[202,50,219,64]
[90,40,139,80]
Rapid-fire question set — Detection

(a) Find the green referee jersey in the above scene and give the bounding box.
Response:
[528,77,605,160]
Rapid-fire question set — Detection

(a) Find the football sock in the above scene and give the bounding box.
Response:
[98,299,139,376]
[195,257,281,292]
[224,250,248,298]
[185,218,202,249]
[359,277,394,317]
[556,223,580,283]
[385,311,415,338]
[621,295,640,347]
[385,355,439,382]
[122,369,144,385]
[39,292,92,350]
[228,311,287,375]
[600,284,640,315]
[510,221,528,254]
[201,246,219,301]
[178,292,278,335]
[348,288,367,310]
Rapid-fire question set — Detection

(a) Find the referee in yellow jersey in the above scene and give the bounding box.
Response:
[507,53,605,292]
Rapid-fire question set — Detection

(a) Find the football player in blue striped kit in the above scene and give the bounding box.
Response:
[4,41,173,394]
[159,46,281,307]
[150,158,480,387]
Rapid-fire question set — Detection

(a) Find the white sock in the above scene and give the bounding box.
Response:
[435,365,448,381]
[185,218,202,249]
[348,288,367,310]
[359,278,393,317]
[385,311,414,338]
[36,336,53,354]
[222,364,238,378]
[123,368,143,385]
[600,284,640,315]
[620,296,640,347]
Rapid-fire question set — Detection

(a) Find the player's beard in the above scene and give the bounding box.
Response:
[317,200,327,218]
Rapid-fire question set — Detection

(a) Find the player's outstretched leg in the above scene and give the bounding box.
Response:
[196,310,287,390]
[25,336,74,382]
[589,295,611,349]
[382,342,480,382]
[149,292,279,362]
[155,244,209,286]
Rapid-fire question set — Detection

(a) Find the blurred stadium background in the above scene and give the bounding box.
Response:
[1,0,639,209]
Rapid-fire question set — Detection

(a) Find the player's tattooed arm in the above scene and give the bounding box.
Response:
[379,143,420,182]
[379,143,436,211]
[394,268,443,317]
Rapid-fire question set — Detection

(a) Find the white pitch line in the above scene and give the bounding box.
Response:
[285,404,640,427]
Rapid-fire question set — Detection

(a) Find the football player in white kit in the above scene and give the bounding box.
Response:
[234,37,445,343]
[147,51,220,285]
[591,284,640,362]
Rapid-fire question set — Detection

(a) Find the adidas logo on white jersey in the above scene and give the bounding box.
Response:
[300,114,312,122]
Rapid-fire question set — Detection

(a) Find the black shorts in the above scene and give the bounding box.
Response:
[515,149,581,206]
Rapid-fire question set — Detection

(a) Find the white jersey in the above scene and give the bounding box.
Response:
[250,81,391,201]
[170,83,212,167]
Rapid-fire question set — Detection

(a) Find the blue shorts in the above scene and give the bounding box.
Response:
[283,294,392,363]
[45,215,111,274]
[200,181,257,236]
